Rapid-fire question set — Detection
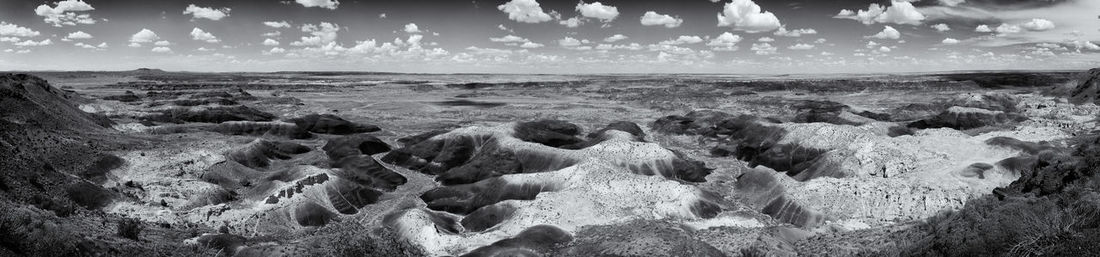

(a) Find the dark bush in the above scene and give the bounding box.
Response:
[117,218,143,240]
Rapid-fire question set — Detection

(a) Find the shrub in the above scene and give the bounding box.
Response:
[118,218,144,240]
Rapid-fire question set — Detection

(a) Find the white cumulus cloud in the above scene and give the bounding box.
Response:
[490,35,529,43]
[717,0,781,33]
[63,31,92,41]
[498,0,553,23]
[0,22,41,37]
[34,0,96,27]
[931,23,950,32]
[190,28,220,43]
[291,22,339,46]
[660,35,704,45]
[867,26,901,40]
[264,21,291,28]
[520,42,544,48]
[183,4,230,21]
[263,38,280,46]
[640,11,682,28]
[750,42,777,55]
[707,32,742,51]
[576,2,619,22]
[295,0,339,10]
[995,23,1020,34]
[942,38,959,44]
[151,46,172,53]
[834,0,924,25]
[604,34,628,42]
[773,27,816,37]
[129,29,159,45]
[788,43,814,50]
[1020,18,1055,31]
[975,24,992,32]
[404,23,421,33]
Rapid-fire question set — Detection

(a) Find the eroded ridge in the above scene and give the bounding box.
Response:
[382,121,722,256]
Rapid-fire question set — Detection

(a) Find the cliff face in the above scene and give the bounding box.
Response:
[1070,68,1100,105]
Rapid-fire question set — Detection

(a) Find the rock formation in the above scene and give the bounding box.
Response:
[1069,68,1100,105]
[384,121,723,256]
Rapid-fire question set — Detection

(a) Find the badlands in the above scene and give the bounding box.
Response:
[1,69,1099,256]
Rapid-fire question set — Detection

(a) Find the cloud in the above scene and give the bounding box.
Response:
[264,21,291,28]
[14,39,52,47]
[559,17,584,28]
[773,27,817,37]
[155,40,171,46]
[190,28,220,43]
[640,11,682,28]
[263,38,280,46]
[1020,18,1054,31]
[404,23,421,33]
[750,42,777,55]
[0,22,41,37]
[63,31,92,41]
[660,35,704,45]
[576,2,619,22]
[1072,41,1099,51]
[498,0,553,23]
[295,0,339,10]
[878,46,892,52]
[834,0,924,25]
[34,0,96,27]
[183,5,230,21]
[265,47,286,55]
[520,42,544,48]
[931,23,950,32]
[558,37,583,47]
[73,42,101,49]
[757,37,774,42]
[975,24,992,32]
[291,22,339,46]
[129,29,159,44]
[788,43,815,50]
[942,38,960,44]
[707,32,742,51]
[995,23,1020,34]
[490,35,529,43]
[604,34,628,42]
[867,26,901,40]
[151,47,172,53]
[717,0,781,33]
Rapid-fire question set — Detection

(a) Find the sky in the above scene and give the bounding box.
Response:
[0,0,1097,74]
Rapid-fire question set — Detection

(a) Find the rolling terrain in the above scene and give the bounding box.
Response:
[1,69,1098,256]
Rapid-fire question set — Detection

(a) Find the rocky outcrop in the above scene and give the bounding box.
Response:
[385,121,723,256]
[907,106,1026,130]
[207,121,312,139]
[652,110,735,136]
[461,225,573,257]
[322,134,391,160]
[1069,68,1100,105]
[288,114,381,135]
[103,91,141,102]
[226,139,311,169]
[143,106,277,124]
